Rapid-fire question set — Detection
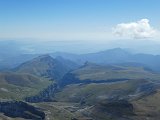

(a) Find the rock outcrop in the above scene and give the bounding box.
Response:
[25,83,58,103]
[0,101,45,119]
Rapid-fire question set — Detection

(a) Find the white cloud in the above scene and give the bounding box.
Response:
[113,19,157,39]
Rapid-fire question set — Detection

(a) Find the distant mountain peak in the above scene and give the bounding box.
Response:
[100,48,130,54]
[109,48,123,51]
[83,61,96,66]
[32,54,53,61]
[24,54,56,66]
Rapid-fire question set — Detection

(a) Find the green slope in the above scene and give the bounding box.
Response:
[72,63,160,80]
[0,72,51,100]
[60,62,160,87]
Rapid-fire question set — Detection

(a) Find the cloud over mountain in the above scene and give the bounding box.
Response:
[113,19,157,39]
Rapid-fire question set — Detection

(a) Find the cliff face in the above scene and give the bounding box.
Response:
[0,101,45,120]
[25,83,58,103]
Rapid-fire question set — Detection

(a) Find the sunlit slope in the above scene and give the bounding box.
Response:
[0,72,51,100]
[55,79,152,104]
[131,90,160,120]
[60,62,160,86]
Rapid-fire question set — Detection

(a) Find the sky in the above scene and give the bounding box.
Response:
[0,0,160,41]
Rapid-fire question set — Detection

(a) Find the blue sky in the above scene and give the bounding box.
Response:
[0,0,160,41]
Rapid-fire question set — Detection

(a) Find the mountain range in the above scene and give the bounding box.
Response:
[1,48,160,120]
[1,48,160,72]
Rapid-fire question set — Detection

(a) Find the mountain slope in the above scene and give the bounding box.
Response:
[15,55,78,81]
[52,48,160,72]
[59,62,160,86]
[29,62,160,103]
[0,72,51,100]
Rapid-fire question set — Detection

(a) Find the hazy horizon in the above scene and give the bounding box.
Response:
[1,0,160,55]
[1,0,160,41]
[0,39,160,55]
